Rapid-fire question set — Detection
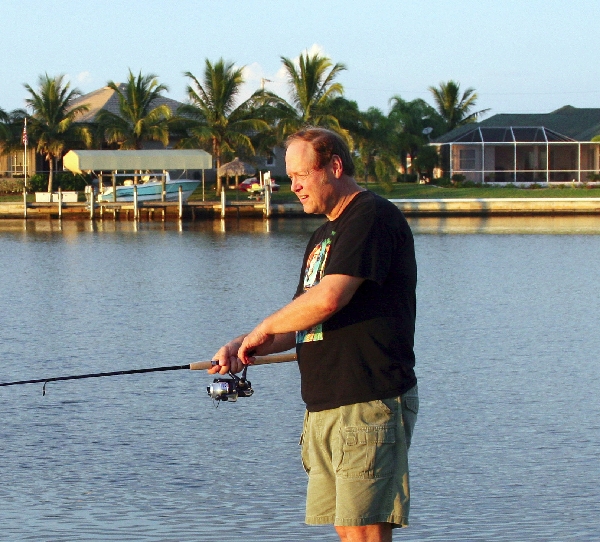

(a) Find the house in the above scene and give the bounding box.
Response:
[1,82,286,184]
[70,84,186,150]
[0,84,187,181]
[0,144,38,181]
[70,85,288,181]
[432,106,600,184]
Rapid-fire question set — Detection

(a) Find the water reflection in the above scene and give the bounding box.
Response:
[1,217,328,237]
[2,214,599,236]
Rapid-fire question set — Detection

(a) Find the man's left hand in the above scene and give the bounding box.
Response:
[238,327,274,364]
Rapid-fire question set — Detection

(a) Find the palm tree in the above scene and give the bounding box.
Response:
[0,108,27,156]
[276,51,347,137]
[0,107,11,143]
[24,74,91,192]
[333,100,388,184]
[177,58,271,193]
[388,96,444,178]
[96,70,172,150]
[428,80,489,133]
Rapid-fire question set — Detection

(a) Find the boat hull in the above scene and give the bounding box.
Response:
[98,179,200,202]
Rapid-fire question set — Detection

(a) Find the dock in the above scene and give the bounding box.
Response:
[2,197,600,220]
[0,198,306,220]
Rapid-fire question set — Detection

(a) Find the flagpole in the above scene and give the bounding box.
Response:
[22,118,28,189]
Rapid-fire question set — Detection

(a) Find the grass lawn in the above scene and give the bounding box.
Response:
[189,180,600,203]
[370,182,600,199]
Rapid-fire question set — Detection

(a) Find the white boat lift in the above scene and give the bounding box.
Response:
[63,149,212,202]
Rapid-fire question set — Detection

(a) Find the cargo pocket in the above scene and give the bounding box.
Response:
[340,424,396,479]
[299,410,310,474]
[401,387,419,450]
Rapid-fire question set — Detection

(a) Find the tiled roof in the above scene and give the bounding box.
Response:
[434,106,600,143]
[70,84,185,123]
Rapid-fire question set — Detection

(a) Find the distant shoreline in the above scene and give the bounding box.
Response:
[2,196,600,220]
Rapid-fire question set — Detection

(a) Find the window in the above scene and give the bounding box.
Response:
[266,153,276,167]
[459,149,476,170]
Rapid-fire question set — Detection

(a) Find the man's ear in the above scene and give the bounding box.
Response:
[331,154,344,178]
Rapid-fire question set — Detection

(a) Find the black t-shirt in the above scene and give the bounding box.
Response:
[295,190,417,412]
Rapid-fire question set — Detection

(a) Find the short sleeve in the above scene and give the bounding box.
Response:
[324,198,394,285]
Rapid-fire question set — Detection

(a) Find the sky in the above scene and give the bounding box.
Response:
[2,0,599,121]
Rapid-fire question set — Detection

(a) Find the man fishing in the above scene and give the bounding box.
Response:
[210,127,418,542]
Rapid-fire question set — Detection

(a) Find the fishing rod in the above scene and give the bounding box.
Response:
[0,353,297,397]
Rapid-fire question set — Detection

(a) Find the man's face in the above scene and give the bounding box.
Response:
[285,140,337,216]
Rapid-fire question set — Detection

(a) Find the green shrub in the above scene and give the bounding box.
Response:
[587,173,600,182]
[27,172,92,192]
[401,173,418,184]
[0,178,25,193]
[27,174,48,192]
[55,172,92,191]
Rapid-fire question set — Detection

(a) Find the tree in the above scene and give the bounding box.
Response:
[24,74,91,192]
[96,70,172,150]
[428,80,489,133]
[275,51,347,137]
[177,59,271,193]
[0,107,11,144]
[388,96,443,179]
[0,108,27,158]
[338,101,390,184]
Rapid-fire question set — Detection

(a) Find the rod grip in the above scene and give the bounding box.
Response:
[189,352,297,371]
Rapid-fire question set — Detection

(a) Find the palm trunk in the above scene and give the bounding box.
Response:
[213,138,222,194]
[47,155,54,193]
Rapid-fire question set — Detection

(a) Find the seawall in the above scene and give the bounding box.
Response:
[2,197,600,219]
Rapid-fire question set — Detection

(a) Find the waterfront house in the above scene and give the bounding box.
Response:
[432,106,600,184]
[0,85,187,181]
[68,85,287,181]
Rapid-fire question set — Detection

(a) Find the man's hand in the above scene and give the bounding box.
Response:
[238,326,274,364]
[208,337,245,375]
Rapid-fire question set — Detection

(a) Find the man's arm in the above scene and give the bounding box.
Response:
[237,274,364,363]
[209,274,364,374]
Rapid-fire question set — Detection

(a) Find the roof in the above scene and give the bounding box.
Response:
[434,106,600,143]
[63,150,212,173]
[70,84,185,123]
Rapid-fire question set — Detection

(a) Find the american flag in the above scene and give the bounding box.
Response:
[22,120,27,146]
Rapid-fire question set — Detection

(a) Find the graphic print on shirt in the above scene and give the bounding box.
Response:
[296,234,333,343]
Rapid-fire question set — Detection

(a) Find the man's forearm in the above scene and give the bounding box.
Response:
[238,275,364,363]
[258,274,364,336]
[255,332,296,355]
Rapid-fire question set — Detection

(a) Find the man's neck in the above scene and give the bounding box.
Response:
[326,178,366,221]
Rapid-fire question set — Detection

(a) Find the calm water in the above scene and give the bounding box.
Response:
[1,215,599,541]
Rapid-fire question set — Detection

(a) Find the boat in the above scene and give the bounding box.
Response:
[97,173,200,202]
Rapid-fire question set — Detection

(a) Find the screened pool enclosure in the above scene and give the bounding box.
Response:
[436,126,600,184]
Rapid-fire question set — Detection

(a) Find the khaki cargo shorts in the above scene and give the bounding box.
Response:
[299,385,419,528]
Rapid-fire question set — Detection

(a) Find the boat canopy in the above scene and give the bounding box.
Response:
[63,150,212,174]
